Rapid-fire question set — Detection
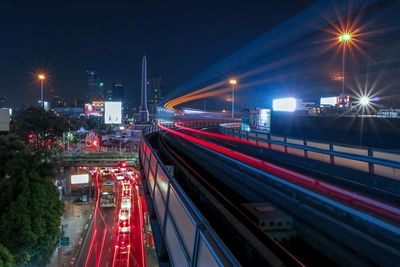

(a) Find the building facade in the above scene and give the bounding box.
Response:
[147,77,162,117]
[86,70,104,101]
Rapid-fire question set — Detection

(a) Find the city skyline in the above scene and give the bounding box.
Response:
[1,1,400,266]
[0,0,314,109]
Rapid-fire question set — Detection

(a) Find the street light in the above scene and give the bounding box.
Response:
[339,33,351,42]
[338,32,352,94]
[38,74,46,108]
[360,96,370,106]
[229,79,237,119]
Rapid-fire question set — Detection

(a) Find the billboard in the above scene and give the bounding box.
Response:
[320,96,337,106]
[0,108,10,132]
[241,108,250,131]
[71,174,89,184]
[273,98,297,112]
[104,102,122,124]
[249,108,270,131]
[85,101,104,116]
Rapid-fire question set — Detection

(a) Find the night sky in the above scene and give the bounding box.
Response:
[0,0,315,109]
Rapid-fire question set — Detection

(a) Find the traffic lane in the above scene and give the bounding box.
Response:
[129,186,144,267]
[113,183,143,267]
[98,207,119,267]
[75,173,101,266]
[79,207,117,267]
[75,212,95,267]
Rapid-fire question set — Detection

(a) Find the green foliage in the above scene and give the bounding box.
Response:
[10,105,69,153]
[0,244,14,267]
[0,135,64,265]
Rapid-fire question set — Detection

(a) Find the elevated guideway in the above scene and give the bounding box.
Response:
[140,120,400,266]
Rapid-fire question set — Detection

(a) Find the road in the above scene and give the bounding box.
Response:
[75,169,145,267]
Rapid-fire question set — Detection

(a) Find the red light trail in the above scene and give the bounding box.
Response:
[84,228,98,267]
[160,122,400,224]
[82,165,149,267]
[97,229,107,267]
[136,186,146,267]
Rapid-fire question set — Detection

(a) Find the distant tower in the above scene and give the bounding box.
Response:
[138,56,149,123]
[86,70,103,101]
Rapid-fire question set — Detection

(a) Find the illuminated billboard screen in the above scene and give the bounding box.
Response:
[273,98,296,112]
[71,174,89,184]
[249,108,270,131]
[320,96,337,106]
[104,102,122,124]
[85,101,104,116]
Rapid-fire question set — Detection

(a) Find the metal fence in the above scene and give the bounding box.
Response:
[141,125,239,267]
[219,123,400,181]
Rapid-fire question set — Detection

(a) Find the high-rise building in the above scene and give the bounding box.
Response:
[86,70,104,100]
[112,82,124,102]
[104,87,113,101]
[147,77,162,116]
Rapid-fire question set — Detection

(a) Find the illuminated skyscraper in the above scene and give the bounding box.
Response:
[86,70,104,100]
[104,87,113,101]
[147,77,162,117]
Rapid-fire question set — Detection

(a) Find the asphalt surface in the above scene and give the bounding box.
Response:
[75,202,117,267]
[75,171,145,267]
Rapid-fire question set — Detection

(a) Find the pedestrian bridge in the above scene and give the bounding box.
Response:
[55,152,138,167]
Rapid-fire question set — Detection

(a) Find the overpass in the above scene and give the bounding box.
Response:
[55,152,138,195]
[140,120,400,266]
[56,152,138,167]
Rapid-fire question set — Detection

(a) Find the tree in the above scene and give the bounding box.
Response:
[0,135,64,265]
[10,105,68,153]
[0,244,14,267]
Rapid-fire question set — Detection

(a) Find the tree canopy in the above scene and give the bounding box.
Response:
[0,244,14,267]
[0,135,64,265]
[10,106,69,153]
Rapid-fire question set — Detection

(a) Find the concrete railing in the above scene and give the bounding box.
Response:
[141,123,239,266]
[219,123,400,181]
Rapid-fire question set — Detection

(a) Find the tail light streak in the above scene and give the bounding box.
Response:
[160,122,400,227]
[97,229,107,267]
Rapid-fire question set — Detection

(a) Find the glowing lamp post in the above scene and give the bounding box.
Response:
[360,96,370,106]
[229,79,237,119]
[38,74,46,108]
[338,32,352,94]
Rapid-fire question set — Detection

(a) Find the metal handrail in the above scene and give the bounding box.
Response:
[219,124,400,169]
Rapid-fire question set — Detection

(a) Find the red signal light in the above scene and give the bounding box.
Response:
[120,161,127,168]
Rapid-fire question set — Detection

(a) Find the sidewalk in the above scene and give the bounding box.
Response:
[47,197,94,267]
